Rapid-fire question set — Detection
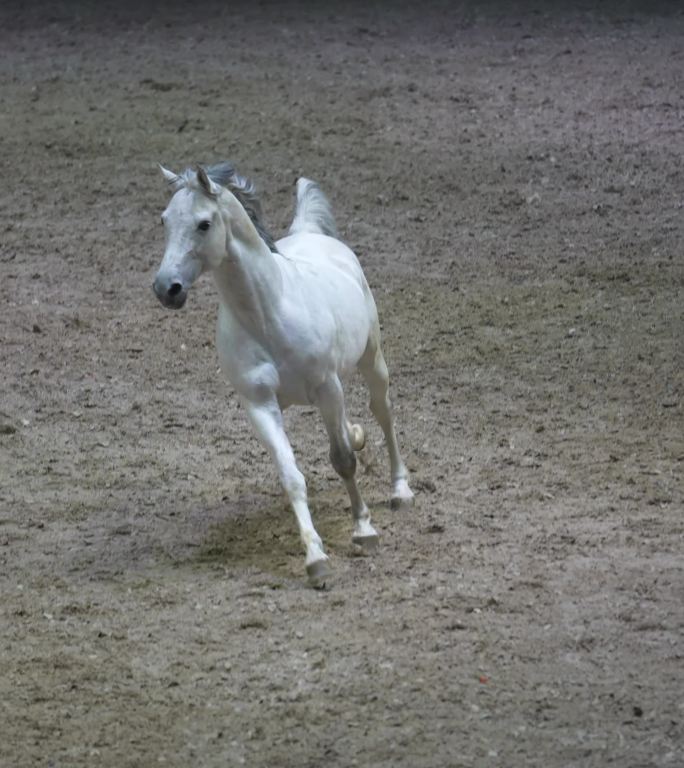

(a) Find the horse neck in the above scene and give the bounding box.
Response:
[212,190,282,328]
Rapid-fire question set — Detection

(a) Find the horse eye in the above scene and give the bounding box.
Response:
[197,220,211,232]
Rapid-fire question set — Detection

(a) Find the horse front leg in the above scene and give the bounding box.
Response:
[243,396,330,587]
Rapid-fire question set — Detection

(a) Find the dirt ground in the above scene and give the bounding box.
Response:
[1,1,682,766]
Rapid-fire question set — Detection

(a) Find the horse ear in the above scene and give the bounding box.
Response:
[196,165,221,197]
[159,164,183,191]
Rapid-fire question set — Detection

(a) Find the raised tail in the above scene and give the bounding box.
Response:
[288,178,339,239]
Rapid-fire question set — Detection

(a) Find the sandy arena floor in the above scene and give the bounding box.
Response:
[1,2,682,766]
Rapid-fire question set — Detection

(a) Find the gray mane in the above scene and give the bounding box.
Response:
[180,162,278,253]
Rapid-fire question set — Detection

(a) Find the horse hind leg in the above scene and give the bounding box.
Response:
[358,338,414,509]
[316,376,378,550]
[346,420,366,451]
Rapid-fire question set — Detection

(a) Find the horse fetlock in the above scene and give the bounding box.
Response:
[352,519,379,551]
[391,478,415,510]
[302,531,326,560]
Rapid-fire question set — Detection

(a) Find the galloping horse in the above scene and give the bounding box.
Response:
[153,163,413,586]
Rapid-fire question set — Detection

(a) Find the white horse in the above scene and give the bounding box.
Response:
[153,163,413,586]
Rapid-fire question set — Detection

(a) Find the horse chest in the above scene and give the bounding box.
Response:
[216,313,325,404]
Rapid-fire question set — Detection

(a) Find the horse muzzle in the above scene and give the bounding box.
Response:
[153,276,188,310]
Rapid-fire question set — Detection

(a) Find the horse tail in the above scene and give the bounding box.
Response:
[288,178,339,239]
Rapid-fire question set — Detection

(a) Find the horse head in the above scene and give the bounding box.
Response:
[153,164,227,309]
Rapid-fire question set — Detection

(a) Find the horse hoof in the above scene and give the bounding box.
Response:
[391,491,415,510]
[349,423,365,451]
[306,558,331,589]
[352,532,379,551]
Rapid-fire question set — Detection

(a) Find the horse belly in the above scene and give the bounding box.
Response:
[294,278,370,367]
[279,235,377,372]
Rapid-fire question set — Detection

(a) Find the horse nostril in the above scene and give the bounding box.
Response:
[168,282,183,298]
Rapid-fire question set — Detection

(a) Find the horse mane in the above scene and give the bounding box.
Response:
[178,162,278,253]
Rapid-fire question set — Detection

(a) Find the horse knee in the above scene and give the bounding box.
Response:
[330,443,356,480]
[280,465,306,500]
